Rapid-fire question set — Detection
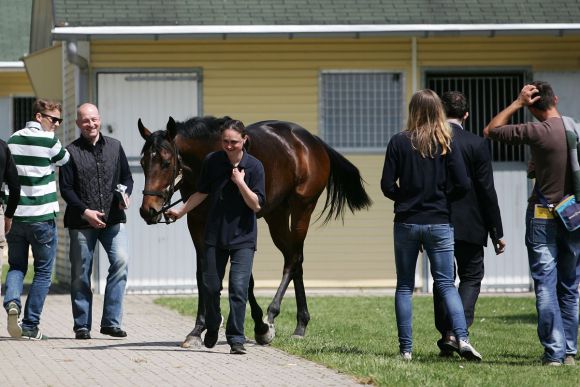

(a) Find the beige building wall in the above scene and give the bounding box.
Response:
[79,35,580,288]
[0,72,32,96]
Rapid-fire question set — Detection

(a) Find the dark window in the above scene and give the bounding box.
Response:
[426,72,529,162]
[12,97,35,132]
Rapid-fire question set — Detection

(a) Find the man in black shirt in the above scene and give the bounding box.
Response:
[59,103,133,340]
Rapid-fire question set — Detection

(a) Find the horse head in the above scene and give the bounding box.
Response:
[138,117,182,224]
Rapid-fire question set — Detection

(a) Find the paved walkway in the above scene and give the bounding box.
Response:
[0,294,360,387]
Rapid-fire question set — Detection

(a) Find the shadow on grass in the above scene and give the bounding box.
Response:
[301,345,388,357]
[479,312,537,324]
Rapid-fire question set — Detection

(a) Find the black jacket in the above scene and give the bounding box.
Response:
[0,140,20,218]
[59,134,133,229]
[450,123,503,245]
[381,131,471,224]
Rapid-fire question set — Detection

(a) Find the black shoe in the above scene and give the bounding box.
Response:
[100,326,127,337]
[75,329,91,340]
[437,334,459,357]
[230,343,247,354]
[204,330,218,348]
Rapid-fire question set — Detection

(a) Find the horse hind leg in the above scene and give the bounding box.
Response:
[265,203,313,339]
[292,260,310,338]
[263,208,293,338]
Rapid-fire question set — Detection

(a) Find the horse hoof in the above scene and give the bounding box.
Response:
[255,320,275,345]
[255,329,274,345]
[181,335,202,348]
[291,334,304,340]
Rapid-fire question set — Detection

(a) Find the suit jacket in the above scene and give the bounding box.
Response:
[450,123,503,246]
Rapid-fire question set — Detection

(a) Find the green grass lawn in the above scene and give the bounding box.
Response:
[156,295,580,387]
[1,263,35,285]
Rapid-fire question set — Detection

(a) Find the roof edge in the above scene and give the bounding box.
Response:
[0,61,25,70]
[51,23,580,40]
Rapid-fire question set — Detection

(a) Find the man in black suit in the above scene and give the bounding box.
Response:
[434,91,506,356]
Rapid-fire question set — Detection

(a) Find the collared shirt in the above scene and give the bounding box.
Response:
[8,121,69,222]
[197,150,265,249]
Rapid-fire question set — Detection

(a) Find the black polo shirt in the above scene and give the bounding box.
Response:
[197,150,266,250]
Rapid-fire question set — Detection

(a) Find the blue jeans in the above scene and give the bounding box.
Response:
[69,223,129,332]
[394,223,468,353]
[202,246,254,346]
[434,241,485,336]
[3,220,57,330]
[525,208,580,362]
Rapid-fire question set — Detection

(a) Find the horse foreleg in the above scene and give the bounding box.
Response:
[267,268,293,325]
[248,274,273,345]
[181,221,207,348]
[181,256,206,347]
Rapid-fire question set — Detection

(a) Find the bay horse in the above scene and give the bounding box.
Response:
[138,116,371,346]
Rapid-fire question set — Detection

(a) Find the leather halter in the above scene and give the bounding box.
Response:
[142,140,183,224]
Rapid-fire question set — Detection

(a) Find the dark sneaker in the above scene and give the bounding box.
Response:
[230,344,247,355]
[100,326,127,337]
[541,354,562,366]
[437,334,458,357]
[75,329,91,340]
[564,355,576,366]
[7,302,21,338]
[204,330,218,348]
[458,339,482,361]
[21,327,48,341]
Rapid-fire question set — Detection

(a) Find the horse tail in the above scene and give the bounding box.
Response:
[316,137,372,224]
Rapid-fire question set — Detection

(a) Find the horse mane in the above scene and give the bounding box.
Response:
[175,115,231,140]
[141,130,172,154]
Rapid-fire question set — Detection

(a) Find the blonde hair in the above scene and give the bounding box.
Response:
[404,89,452,157]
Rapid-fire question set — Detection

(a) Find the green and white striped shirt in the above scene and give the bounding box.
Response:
[8,121,70,222]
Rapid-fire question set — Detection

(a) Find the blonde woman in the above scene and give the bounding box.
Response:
[381,89,481,361]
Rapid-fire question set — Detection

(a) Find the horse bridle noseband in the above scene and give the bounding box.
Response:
[142,140,184,224]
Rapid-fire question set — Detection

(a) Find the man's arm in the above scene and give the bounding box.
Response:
[472,140,506,255]
[118,146,133,195]
[380,138,401,201]
[50,137,70,166]
[3,146,20,219]
[483,84,540,137]
[117,146,134,208]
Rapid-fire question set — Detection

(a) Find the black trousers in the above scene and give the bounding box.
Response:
[433,240,485,336]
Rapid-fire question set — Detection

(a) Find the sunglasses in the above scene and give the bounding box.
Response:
[41,113,63,125]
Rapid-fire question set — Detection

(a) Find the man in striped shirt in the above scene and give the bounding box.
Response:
[3,99,70,340]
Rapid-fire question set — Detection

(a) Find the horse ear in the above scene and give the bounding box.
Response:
[166,116,177,140]
[138,118,151,140]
